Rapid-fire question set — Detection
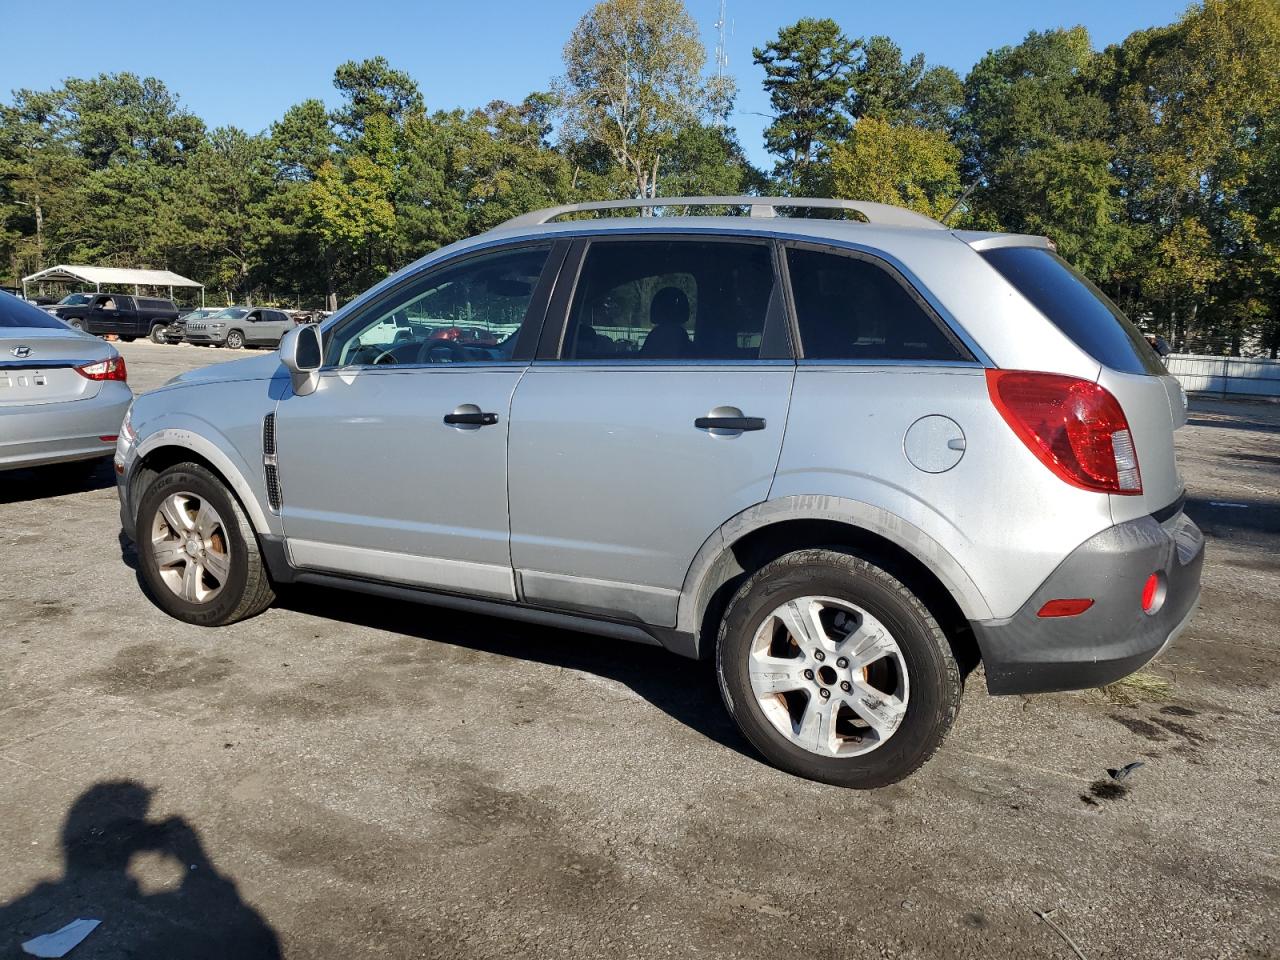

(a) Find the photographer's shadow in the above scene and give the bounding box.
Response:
[0,781,279,959]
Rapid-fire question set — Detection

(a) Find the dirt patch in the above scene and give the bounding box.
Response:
[85,642,234,694]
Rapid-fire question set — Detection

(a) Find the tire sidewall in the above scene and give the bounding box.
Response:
[150,324,166,343]
[718,552,957,788]
[136,465,254,626]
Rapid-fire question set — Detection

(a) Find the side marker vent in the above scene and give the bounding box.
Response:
[263,413,282,512]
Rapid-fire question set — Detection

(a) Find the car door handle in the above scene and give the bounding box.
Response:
[443,410,499,426]
[695,415,766,431]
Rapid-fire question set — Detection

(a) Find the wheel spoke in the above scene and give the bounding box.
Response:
[202,548,230,583]
[159,496,193,534]
[840,621,897,671]
[181,559,203,602]
[795,696,834,753]
[153,541,187,568]
[776,599,826,651]
[193,500,220,538]
[844,680,907,737]
[749,652,807,696]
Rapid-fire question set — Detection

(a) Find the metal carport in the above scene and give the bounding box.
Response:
[21,265,204,306]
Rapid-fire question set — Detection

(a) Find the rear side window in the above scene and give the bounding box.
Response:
[0,292,66,329]
[563,239,775,361]
[981,247,1165,376]
[786,248,968,362]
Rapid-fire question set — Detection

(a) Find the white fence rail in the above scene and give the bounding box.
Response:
[1164,354,1280,399]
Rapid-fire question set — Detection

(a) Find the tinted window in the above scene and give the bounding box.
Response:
[564,240,774,361]
[0,291,67,329]
[328,245,550,366]
[786,248,966,361]
[981,246,1165,376]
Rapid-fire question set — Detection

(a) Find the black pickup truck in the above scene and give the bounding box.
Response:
[44,293,180,341]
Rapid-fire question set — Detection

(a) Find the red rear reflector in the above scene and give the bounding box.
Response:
[1142,574,1160,613]
[986,369,1142,495]
[1037,598,1094,618]
[99,435,118,443]
[75,355,128,382]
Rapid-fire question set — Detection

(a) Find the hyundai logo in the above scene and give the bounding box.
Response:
[11,345,31,359]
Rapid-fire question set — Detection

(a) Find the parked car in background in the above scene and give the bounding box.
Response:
[46,293,179,341]
[184,307,296,349]
[162,307,221,344]
[115,196,1204,789]
[0,291,131,472]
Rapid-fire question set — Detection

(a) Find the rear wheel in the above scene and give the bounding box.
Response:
[136,462,275,626]
[119,336,135,343]
[68,319,84,330]
[225,330,244,350]
[716,549,962,788]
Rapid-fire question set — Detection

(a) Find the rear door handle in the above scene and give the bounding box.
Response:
[694,415,766,431]
[444,409,499,426]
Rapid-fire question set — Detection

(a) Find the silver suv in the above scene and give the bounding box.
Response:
[115,197,1204,787]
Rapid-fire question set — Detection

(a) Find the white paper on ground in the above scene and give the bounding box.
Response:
[21,918,101,958]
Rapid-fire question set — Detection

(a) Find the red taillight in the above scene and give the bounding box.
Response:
[1037,598,1094,618]
[75,356,127,382]
[1141,573,1161,613]
[986,369,1141,495]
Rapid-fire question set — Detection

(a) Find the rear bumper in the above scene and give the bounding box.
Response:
[971,511,1205,695]
[0,384,133,470]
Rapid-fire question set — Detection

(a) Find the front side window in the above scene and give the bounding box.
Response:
[327,245,550,366]
[563,239,775,361]
[787,247,967,362]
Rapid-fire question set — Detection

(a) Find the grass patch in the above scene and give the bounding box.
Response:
[1096,672,1174,705]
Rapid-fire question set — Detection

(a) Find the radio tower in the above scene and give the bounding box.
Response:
[714,0,729,82]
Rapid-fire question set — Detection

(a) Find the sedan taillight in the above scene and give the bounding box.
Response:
[76,355,128,382]
[987,369,1142,495]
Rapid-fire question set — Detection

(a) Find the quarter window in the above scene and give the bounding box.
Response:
[786,248,966,362]
[563,240,775,361]
[327,245,550,366]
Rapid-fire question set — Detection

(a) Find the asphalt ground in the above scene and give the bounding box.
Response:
[1,339,1277,959]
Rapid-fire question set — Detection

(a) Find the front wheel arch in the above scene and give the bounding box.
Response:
[131,437,274,539]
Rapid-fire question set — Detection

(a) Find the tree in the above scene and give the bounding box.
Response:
[827,117,960,219]
[330,57,423,138]
[754,18,858,194]
[558,0,716,199]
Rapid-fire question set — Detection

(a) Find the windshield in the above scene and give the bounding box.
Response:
[180,308,216,320]
[1,291,70,329]
[208,308,249,320]
[58,293,93,306]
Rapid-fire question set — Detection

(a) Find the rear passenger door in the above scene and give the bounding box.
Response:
[507,236,794,627]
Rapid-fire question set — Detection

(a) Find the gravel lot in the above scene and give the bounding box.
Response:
[2,340,1277,959]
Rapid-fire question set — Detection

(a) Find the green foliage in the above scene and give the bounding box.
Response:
[827,117,960,219]
[0,1,1276,357]
[753,17,858,193]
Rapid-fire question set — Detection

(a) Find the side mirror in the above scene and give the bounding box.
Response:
[280,324,323,396]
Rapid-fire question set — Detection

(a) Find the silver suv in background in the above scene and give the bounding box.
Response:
[183,307,296,349]
[114,197,1204,788]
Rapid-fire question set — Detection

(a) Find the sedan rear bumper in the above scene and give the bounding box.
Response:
[971,510,1205,695]
[0,383,132,471]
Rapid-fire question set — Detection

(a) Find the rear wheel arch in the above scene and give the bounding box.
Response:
[679,505,986,672]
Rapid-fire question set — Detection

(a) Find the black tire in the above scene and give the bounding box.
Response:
[68,319,84,330]
[716,548,962,788]
[135,462,275,626]
[119,336,136,343]
[149,323,167,344]
[225,330,244,350]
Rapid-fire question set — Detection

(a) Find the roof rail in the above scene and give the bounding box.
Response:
[496,196,945,230]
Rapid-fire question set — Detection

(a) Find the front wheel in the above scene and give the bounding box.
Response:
[135,462,275,626]
[716,549,962,788]
[225,330,244,350]
[68,319,84,330]
[149,324,167,344]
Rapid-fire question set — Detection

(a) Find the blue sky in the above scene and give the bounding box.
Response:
[2,0,1189,168]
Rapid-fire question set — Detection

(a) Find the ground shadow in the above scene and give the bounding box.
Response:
[0,780,280,959]
[1185,495,1280,538]
[0,458,114,506]
[277,583,755,761]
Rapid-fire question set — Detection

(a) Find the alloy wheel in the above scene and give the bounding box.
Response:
[150,491,232,603]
